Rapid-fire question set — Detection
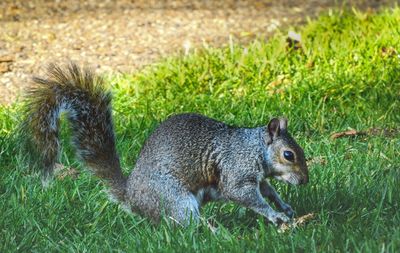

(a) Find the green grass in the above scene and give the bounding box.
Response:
[1,7,400,252]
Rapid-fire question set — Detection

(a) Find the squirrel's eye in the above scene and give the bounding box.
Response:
[283,150,295,162]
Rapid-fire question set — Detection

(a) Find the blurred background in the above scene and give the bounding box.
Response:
[0,0,397,104]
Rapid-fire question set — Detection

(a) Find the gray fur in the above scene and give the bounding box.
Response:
[23,63,308,227]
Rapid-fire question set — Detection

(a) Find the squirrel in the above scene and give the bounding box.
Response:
[21,63,309,226]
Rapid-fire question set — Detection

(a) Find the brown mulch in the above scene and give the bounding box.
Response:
[0,0,396,104]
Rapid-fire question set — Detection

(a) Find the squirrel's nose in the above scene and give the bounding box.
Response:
[299,175,309,185]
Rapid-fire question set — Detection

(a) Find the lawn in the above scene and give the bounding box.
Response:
[1,7,399,252]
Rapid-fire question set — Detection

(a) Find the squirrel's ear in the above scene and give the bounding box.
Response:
[279,117,288,131]
[267,118,281,140]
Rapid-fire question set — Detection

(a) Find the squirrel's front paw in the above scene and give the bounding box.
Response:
[267,211,290,226]
[281,204,294,218]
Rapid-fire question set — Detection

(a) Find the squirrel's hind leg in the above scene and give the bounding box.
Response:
[160,177,200,226]
[126,174,200,226]
[165,192,200,227]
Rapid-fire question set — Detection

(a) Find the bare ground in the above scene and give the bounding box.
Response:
[0,0,396,104]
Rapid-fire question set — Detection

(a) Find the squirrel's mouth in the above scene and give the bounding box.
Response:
[274,174,306,185]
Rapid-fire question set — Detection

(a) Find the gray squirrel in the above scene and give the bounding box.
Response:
[22,63,308,226]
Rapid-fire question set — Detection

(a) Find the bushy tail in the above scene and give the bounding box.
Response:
[22,63,126,201]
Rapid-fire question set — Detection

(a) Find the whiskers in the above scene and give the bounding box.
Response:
[287,174,300,185]
[274,173,305,185]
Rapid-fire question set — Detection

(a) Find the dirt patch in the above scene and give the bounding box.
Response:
[0,0,396,104]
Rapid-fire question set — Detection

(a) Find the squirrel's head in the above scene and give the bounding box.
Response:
[264,118,308,185]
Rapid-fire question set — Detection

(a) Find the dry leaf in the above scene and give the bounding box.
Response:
[0,63,11,73]
[54,163,80,180]
[307,156,327,166]
[306,60,314,69]
[366,127,399,137]
[331,127,399,140]
[381,46,398,58]
[0,55,14,63]
[330,129,365,140]
[266,75,291,95]
[278,213,315,233]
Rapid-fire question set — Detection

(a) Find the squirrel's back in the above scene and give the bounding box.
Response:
[133,113,228,191]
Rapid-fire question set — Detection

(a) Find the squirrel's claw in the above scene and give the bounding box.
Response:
[268,211,290,226]
[282,204,295,219]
